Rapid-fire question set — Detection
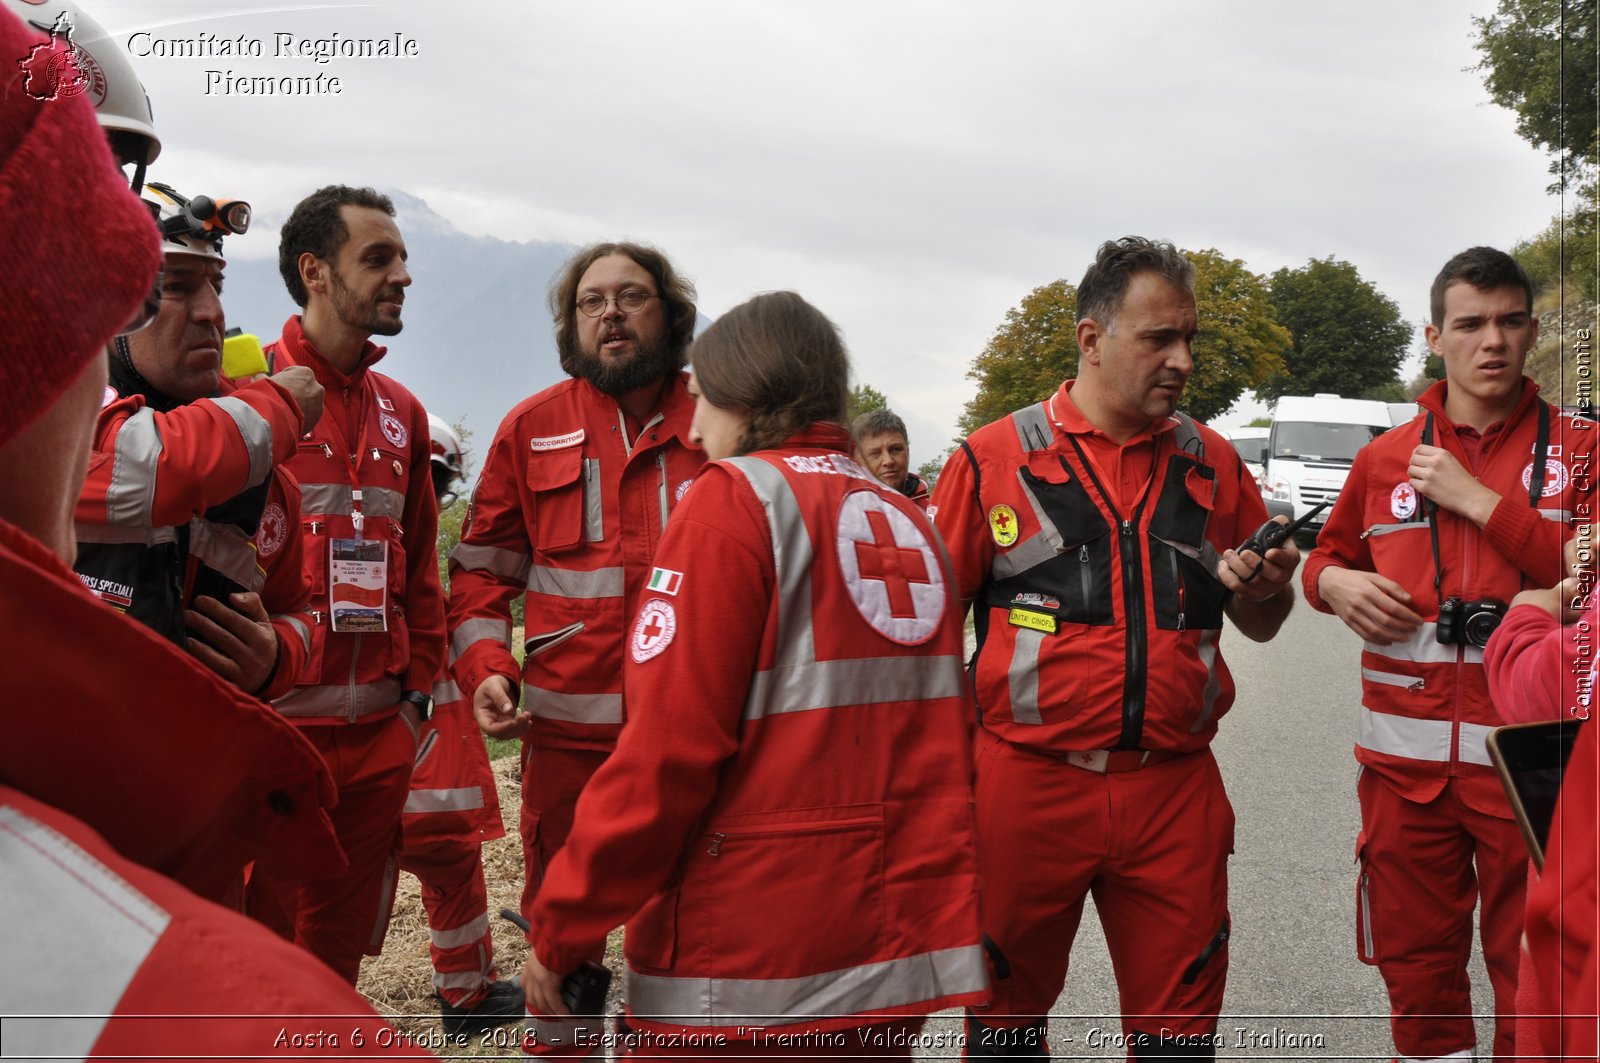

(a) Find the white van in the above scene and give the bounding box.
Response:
[1224,427,1269,494]
[1263,394,1395,532]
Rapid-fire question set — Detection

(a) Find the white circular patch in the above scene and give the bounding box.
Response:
[1523,459,1570,499]
[101,385,118,408]
[675,478,694,503]
[836,490,945,646]
[1390,482,1417,520]
[257,502,288,558]
[631,598,678,662]
[380,411,408,448]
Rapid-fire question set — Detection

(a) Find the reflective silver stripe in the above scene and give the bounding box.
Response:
[528,564,625,600]
[1365,624,1481,666]
[994,467,1068,580]
[187,518,265,593]
[583,458,604,542]
[432,677,462,703]
[427,912,490,950]
[435,969,493,993]
[626,943,987,1027]
[1189,629,1223,732]
[745,656,964,720]
[274,678,401,718]
[450,542,531,584]
[405,787,486,815]
[1542,509,1572,522]
[1400,1050,1475,1062]
[1007,626,1045,725]
[299,482,352,516]
[282,616,312,657]
[725,456,964,722]
[1357,707,1495,767]
[0,804,171,1060]
[105,407,162,526]
[74,522,179,545]
[211,394,274,488]
[523,683,623,724]
[451,617,512,663]
[1362,667,1423,690]
[1170,412,1200,455]
[1364,522,1426,538]
[298,483,406,519]
[1010,402,1053,452]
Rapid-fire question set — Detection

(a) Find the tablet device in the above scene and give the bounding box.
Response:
[1487,719,1583,869]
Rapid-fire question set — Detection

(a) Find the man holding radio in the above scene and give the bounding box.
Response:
[1305,246,1591,1060]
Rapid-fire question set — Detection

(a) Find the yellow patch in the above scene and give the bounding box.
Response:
[989,504,1020,547]
[1008,608,1057,634]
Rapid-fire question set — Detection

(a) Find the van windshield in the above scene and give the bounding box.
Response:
[1272,421,1386,464]
[1232,437,1267,464]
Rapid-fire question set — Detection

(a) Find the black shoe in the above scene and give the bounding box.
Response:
[440,979,526,1037]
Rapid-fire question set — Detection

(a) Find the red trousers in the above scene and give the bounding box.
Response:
[246,714,414,984]
[970,728,1232,1048]
[521,744,610,1058]
[1356,770,1526,1059]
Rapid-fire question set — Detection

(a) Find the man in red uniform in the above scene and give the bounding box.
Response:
[248,185,446,986]
[75,179,322,704]
[449,241,703,1051]
[397,413,521,1035]
[1305,246,1590,1060]
[852,407,931,509]
[932,237,1299,1058]
[0,8,425,1055]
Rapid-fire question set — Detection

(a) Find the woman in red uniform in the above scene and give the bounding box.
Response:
[520,291,986,1057]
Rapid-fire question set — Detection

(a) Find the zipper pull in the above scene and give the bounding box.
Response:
[1408,678,1424,692]
[321,442,333,459]
[370,447,381,461]
[351,489,365,540]
[707,833,724,857]
[1177,612,1186,632]
[1079,544,1089,563]
[1121,519,1133,537]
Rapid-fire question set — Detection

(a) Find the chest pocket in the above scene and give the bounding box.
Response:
[985,455,1114,626]
[1147,456,1227,631]
[525,441,593,555]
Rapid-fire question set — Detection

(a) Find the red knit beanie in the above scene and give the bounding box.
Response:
[0,7,162,449]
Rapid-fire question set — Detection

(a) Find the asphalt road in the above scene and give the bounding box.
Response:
[929,602,1501,1060]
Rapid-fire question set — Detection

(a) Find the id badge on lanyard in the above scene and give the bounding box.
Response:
[329,488,389,632]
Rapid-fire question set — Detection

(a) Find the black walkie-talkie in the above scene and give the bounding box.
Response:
[499,908,613,1016]
[1236,500,1331,558]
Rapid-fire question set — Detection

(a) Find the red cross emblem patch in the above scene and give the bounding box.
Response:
[837,491,945,645]
[631,598,678,662]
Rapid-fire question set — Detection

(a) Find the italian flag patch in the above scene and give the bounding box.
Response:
[647,567,683,596]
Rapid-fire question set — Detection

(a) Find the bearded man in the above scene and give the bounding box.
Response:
[445,241,703,1053]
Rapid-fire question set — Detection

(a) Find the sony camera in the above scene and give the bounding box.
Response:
[1436,596,1508,649]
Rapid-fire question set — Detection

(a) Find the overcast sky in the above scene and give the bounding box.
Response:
[100,0,1562,447]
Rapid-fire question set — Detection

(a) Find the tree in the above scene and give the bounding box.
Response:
[1260,258,1413,406]
[959,280,1078,435]
[1475,0,1598,189]
[1185,249,1291,423]
[846,384,887,425]
[959,250,1290,432]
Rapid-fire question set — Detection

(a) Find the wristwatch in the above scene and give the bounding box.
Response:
[399,689,432,722]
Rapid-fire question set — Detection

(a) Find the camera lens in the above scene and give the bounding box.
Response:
[1465,610,1502,649]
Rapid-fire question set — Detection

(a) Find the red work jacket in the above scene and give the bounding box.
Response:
[447,373,703,752]
[529,425,986,1034]
[1304,380,1591,814]
[266,315,445,724]
[934,381,1266,754]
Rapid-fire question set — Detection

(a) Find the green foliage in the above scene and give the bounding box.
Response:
[959,280,1078,436]
[1184,249,1291,423]
[1260,257,1413,405]
[1511,183,1600,301]
[846,384,888,426]
[959,250,1290,433]
[1247,416,1273,428]
[918,444,958,490]
[1475,0,1598,188]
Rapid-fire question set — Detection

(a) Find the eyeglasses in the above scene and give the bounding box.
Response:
[576,289,659,317]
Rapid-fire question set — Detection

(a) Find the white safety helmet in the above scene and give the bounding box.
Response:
[3,0,160,180]
[428,414,464,482]
[141,181,250,263]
